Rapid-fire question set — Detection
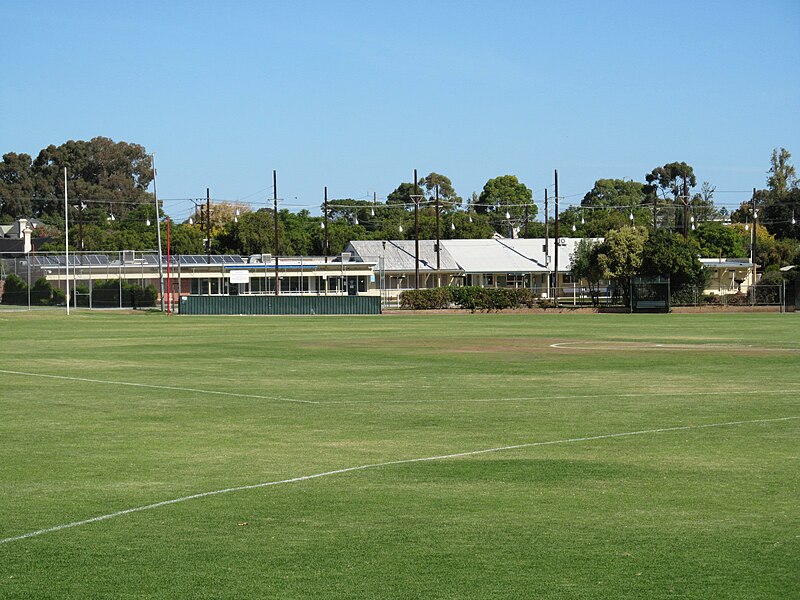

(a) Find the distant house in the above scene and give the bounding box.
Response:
[699,258,755,294]
[346,237,596,300]
[0,218,48,255]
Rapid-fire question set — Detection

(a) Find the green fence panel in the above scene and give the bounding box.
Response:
[179,295,381,315]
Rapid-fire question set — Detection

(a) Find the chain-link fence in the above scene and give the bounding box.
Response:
[0,251,160,310]
[670,284,787,309]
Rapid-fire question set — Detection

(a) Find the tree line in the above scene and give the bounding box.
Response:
[1,139,798,275]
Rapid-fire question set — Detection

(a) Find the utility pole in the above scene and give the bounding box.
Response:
[205,188,211,259]
[752,187,758,287]
[682,171,689,241]
[435,184,441,273]
[64,167,70,316]
[323,186,329,263]
[652,193,658,231]
[78,202,84,252]
[206,188,211,295]
[553,169,560,296]
[544,188,550,295]
[413,169,420,290]
[152,154,165,312]
[524,203,529,238]
[273,170,280,296]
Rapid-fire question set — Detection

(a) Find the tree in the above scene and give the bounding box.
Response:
[645,162,697,233]
[582,178,646,208]
[571,239,600,281]
[767,147,797,195]
[640,230,705,293]
[593,226,648,305]
[476,175,535,233]
[386,182,422,208]
[216,209,280,256]
[31,137,154,218]
[693,222,746,258]
[166,222,204,254]
[645,162,696,200]
[561,178,649,235]
[761,149,799,239]
[187,201,251,233]
[419,172,462,207]
[0,152,35,219]
[689,182,726,224]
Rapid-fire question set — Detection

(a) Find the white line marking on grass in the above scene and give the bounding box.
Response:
[549,341,798,351]
[1,415,796,546]
[0,369,316,405]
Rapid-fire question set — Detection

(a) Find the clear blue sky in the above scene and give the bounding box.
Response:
[2,1,798,219]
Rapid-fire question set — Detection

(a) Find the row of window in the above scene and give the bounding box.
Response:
[189,276,369,295]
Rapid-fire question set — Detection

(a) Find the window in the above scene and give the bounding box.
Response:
[506,274,526,287]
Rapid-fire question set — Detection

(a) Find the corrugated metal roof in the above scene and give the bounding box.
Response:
[699,258,753,268]
[347,238,600,273]
[442,239,544,273]
[441,238,600,273]
[347,240,460,271]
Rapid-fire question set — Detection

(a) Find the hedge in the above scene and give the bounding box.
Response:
[0,275,65,306]
[400,286,544,311]
[82,280,158,308]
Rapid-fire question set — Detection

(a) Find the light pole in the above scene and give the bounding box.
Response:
[411,169,423,290]
[64,167,70,316]
[151,154,165,311]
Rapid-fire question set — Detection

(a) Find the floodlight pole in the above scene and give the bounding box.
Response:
[64,167,70,316]
[152,154,165,311]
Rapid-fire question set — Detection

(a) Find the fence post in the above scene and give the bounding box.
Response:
[781,281,786,313]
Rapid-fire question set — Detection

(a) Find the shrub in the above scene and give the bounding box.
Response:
[399,288,453,310]
[51,287,66,304]
[82,280,158,308]
[400,286,554,311]
[1,274,28,304]
[31,278,54,305]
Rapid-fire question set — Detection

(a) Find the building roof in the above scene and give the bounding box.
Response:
[346,240,461,271]
[699,258,754,269]
[441,239,545,273]
[347,237,597,274]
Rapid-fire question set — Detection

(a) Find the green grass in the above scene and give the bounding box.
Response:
[0,311,798,599]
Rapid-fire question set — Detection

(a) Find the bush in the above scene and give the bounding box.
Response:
[51,287,66,304]
[1,274,28,304]
[399,288,452,310]
[82,280,158,308]
[31,278,54,305]
[670,286,701,306]
[399,286,544,311]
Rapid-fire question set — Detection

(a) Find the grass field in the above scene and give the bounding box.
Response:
[0,310,798,599]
